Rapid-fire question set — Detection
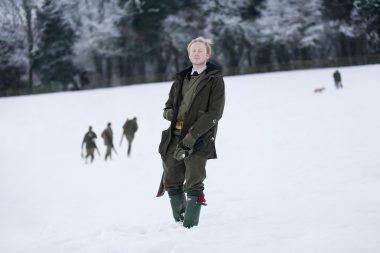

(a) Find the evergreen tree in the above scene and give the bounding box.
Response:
[241,0,265,20]
[0,27,25,95]
[34,0,76,91]
[321,0,357,59]
[323,0,355,22]
[0,1,27,95]
[352,0,380,52]
[70,0,122,87]
[161,1,208,74]
[129,0,179,80]
[115,0,135,83]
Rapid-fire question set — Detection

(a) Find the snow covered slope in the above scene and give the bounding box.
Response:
[1,65,379,253]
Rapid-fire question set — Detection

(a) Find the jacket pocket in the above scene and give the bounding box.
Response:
[194,129,213,152]
[158,129,170,156]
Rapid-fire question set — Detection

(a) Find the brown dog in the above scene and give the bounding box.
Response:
[314,87,325,94]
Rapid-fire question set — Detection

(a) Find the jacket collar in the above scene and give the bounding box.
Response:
[176,62,222,79]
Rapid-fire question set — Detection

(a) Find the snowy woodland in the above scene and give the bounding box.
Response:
[0,0,379,95]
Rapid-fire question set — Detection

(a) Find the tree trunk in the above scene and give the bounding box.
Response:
[106,57,112,87]
[22,0,34,93]
[93,53,103,87]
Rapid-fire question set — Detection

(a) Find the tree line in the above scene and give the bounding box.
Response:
[0,0,379,96]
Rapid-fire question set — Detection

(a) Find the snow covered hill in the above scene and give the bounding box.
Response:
[1,65,380,253]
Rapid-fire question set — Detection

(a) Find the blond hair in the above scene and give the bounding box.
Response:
[187,36,213,56]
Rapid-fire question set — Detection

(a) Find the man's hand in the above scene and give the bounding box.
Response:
[172,133,197,161]
[173,143,193,161]
[182,133,196,149]
[163,109,174,121]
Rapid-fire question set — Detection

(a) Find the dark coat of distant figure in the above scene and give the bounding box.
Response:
[333,70,343,89]
[101,122,114,161]
[122,117,138,156]
[82,126,98,163]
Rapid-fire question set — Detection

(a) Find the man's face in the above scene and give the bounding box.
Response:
[188,42,210,67]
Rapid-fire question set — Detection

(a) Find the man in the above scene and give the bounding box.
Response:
[158,36,225,228]
[101,122,114,161]
[81,126,98,163]
[121,117,138,156]
[333,70,343,89]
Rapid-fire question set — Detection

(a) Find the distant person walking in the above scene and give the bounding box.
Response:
[333,70,343,89]
[101,122,115,161]
[81,126,99,163]
[120,117,138,156]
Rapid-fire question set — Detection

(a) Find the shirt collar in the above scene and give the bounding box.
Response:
[191,65,207,75]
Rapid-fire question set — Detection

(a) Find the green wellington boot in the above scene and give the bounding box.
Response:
[183,194,207,228]
[169,193,187,222]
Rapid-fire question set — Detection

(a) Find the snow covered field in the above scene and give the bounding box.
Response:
[1,65,379,253]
